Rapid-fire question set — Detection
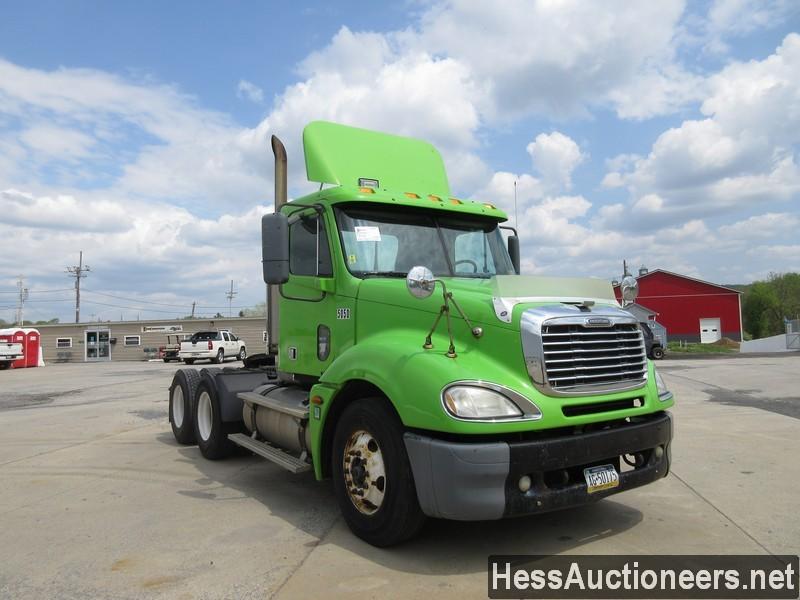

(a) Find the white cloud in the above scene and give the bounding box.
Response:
[237,80,264,104]
[19,124,96,159]
[604,34,800,226]
[719,212,800,239]
[526,132,584,191]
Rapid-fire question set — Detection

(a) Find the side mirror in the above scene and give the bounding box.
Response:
[507,235,521,275]
[262,213,289,284]
[406,265,436,299]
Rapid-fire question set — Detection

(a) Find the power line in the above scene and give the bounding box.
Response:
[0,288,73,294]
[66,251,90,324]
[82,288,248,309]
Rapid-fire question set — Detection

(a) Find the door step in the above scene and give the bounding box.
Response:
[228,433,311,474]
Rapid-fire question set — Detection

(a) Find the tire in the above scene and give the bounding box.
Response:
[169,369,200,444]
[652,346,665,360]
[184,359,195,365]
[238,346,246,361]
[193,378,235,460]
[332,398,426,547]
[0,362,10,370]
[213,349,224,364]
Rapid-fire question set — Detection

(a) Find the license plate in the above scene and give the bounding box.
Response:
[583,464,619,494]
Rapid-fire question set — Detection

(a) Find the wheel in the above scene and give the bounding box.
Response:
[184,359,195,365]
[193,379,235,460]
[652,346,665,360]
[0,362,10,370]
[238,347,246,361]
[213,349,224,364]
[169,369,200,444]
[332,398,426,547]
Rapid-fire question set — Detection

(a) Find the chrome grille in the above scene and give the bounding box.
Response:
[541,323,646,391]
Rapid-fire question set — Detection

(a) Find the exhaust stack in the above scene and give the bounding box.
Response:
[267,135,288,355]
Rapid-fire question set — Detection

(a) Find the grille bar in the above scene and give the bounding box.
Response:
[541,322,647,392]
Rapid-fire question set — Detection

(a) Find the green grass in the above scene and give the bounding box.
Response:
[666,342,737,354]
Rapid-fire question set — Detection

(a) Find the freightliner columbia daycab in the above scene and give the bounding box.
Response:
[167,121,674,547]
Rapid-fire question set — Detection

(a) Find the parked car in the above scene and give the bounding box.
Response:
[179,330,246,365]
[0,336,24,370]
[641,322,665,359]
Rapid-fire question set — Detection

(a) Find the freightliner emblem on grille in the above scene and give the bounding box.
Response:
[585,317,612,327]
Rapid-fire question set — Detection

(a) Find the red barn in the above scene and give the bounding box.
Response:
[614,269,743,343]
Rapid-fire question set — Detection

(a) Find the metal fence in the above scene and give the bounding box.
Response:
[787,319,800,350]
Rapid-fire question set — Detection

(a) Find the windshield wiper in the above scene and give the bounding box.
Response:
[357,271,410,278]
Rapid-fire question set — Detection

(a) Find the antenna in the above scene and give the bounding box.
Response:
[66,251,90,323]
[226,280,238,317]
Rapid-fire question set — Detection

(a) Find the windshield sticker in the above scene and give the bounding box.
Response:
[354,226,381,242]
[348,254,357,264]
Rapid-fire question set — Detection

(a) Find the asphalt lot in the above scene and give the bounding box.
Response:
[0,355,798,599]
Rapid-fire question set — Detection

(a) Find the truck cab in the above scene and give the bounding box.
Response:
[168,121,674,547]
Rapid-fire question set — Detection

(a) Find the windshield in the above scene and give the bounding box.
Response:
[335,205,515,278]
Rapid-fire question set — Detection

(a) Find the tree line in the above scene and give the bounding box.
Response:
[742,272,800,339]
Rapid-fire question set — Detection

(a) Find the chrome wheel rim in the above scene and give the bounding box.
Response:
[343,429,386,515]
[197,391,212,442]
[172,386,184,428]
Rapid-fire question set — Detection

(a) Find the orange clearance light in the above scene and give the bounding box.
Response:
[404,192,420,199]
[449,197,463,205]
[428,194,442,202]
[482,202,497,209]
[310,395,324,405]
[359,187,376,194]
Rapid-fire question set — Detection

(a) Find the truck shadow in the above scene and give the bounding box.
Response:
[162,434,643,576]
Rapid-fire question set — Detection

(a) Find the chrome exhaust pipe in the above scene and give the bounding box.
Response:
[267,135,288,355]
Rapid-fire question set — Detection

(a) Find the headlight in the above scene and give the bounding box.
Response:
[653,367,672,401]
[441,383,541,421]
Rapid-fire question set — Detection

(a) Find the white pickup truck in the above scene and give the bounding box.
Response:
[179,330,246,365]
[0,336,23,370]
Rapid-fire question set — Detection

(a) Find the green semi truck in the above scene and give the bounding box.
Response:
[168,121,674,547]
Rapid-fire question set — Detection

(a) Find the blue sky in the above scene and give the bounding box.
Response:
[1,0,799,322]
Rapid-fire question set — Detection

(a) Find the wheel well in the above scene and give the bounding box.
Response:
[319,379,400,479]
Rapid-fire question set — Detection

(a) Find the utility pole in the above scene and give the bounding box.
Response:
[191,301,196,319]
[513,179,519,231]
[226,281,237,317]
[66,251,90,323]
[15,276,28,326]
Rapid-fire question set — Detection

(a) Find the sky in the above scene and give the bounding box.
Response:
[1,0,799,323]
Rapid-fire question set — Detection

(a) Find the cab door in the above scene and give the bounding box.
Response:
[278,209,354,377]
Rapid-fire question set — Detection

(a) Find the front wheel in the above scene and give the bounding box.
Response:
[332,399,426,547]
[652,346,665,360]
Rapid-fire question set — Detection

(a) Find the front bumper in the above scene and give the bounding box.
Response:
[404,411,672,521]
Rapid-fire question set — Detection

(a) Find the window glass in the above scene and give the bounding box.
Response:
[123,335,141,347]
[290,214,332,276]
[335,205,514,278]
[56,338,72,349]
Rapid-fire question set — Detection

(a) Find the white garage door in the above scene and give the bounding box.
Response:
[699,318,721,344]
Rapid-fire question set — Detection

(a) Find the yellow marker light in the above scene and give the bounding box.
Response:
[449,197,463,205]
[359,187,376,194]
[482,202,496,209]
[428,194,442,202]
[404,192,420,199]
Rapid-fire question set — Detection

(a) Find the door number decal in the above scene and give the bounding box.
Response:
[336,308,351,320]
